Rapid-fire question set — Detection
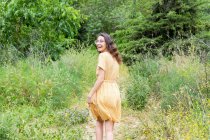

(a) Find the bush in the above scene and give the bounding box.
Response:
[0,106,84,140]
[0,49,97,109]
[0,0,83,60]
[0,49,98,139]
[58,108,89,126]
[126,53,209,110]
[136,102,209,139]
[126,61,152,110]
[77,0,128,42]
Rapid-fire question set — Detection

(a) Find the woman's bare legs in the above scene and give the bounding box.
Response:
[96,120,104,140]
[105,120,114,140]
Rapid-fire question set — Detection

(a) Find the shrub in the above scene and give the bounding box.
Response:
[58,108,89,126]
[126,61,152,110]
[126,53,209,110]
[0,106,84,140]
[0,49,97,109]
[0,49,98,139]
[0,0,83,60]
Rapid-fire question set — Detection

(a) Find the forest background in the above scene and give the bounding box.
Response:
[0,0,209,139]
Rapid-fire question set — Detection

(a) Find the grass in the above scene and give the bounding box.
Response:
[0,105,85,139]
[0,48,209,139]
[126,53,209,110]
[0,49,98,139]
[118,96,209,140]
[119,52,209,139]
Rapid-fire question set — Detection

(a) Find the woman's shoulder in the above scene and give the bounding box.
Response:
[100,51,112,57]
[98,52,110,58]
[99,51,109,55]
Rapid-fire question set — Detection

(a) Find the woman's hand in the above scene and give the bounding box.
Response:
[87,95,92,104]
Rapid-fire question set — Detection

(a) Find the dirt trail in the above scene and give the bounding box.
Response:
[83,109,141,140]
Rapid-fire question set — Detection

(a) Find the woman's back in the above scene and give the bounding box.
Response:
[96,52,119,81]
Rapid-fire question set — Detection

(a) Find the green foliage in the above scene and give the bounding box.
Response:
[0,106,84,139]
[0,49,97,109]
[58,108,89,126]
[77,0,130,42]
[0,49,98,139]
[113,0,210,63]
[0,0,83,60]
[0,45,22,65]
[127,75,151,110]
[157,54,209,109]
[126,61,152,110]
[0,46,209,139]
[127,53,209,110]
[0,0,209,138]
[129,103,209,139]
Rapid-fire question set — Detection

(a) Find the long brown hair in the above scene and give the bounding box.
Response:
[97,32,122,64]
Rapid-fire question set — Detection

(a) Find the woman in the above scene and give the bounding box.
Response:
[87,32,122,140]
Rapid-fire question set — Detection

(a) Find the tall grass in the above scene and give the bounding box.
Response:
[124,52,209,139]
[126,96,209,140]
[0,49,97,139]
[126,53,209,110]
[0,49,97,109]
[1,47,208,139]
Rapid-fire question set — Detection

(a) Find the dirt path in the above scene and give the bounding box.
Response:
[83,109,142,140]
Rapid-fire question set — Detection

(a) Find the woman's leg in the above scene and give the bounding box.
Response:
[105,120,114,140]
[96,120,104,140]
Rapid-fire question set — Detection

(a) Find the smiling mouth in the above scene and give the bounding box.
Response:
[97,46,102,49]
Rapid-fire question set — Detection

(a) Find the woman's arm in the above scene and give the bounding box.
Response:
[87,67,105,103]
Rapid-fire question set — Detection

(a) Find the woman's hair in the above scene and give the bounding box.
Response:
[97,32,122,64]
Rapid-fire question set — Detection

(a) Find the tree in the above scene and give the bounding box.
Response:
[76,0,127,43]
[113,0,210,64]
[0,0,83,60]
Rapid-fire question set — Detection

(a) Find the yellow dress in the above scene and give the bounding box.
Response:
[89,52,121,122]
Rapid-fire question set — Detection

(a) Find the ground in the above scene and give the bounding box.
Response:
[83,107,143,140]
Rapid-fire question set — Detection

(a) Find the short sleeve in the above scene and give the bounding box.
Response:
[97,53,106,71]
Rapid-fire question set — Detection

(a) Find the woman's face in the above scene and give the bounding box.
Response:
[95,36,107,53]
